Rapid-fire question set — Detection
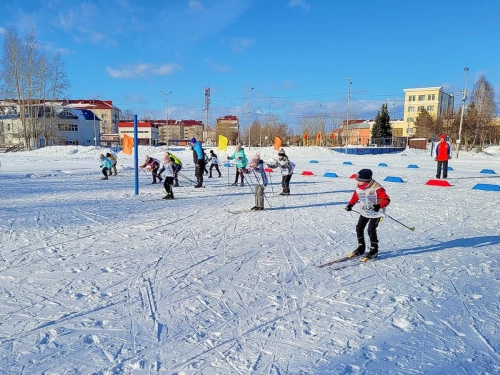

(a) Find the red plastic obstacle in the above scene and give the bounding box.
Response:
[264,168,273,173]
[301,171,314,176]
[425,179,452,187]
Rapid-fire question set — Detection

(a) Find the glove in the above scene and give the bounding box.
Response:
[237,157,241,160]
[371,204,381,212]
[345,204,353,212]
[448,156,452,160]
[227,156,230,159]
[434,158,437,161]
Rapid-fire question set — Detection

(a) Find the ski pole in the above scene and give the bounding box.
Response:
[178,172,197,184]
[268,170,275,195]
[384,213,415,231]
[351,208,415,231]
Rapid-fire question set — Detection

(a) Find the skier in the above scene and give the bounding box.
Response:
[140,156,162,184]
[344,169,390,260]
[159,152,182,186]
[99,154,113,180]
[227,144,247,186]
[208,150,222,178]
[160,156,176,199]
[203,151,209,175]
[435,134,451,179]
[267,148,295,195]
[190,137,205,188]
[244,154,268,210]
[106,152,117,175]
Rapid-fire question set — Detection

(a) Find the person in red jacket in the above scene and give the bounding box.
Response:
[435,134,451,179]
[140,156,162,184]
[345,169,391,260]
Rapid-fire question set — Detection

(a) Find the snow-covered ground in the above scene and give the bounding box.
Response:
[0,144,499,375]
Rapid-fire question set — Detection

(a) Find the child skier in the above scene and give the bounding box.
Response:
[160,156,176,199]
[106,152,117,175]
[244,154,269,210]
[208,150,221,178]
[99,154,113,180]
[227,145,247,186]
[267,148,295,195]
[140,156,162,184]
[345,169,391,260]
[158,152,182,186]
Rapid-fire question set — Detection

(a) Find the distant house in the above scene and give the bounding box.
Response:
[0,103,100,148]
[118,121,159,145]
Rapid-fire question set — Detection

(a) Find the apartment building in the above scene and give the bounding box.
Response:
[67,99,121,135]
[118,121,159,145]
[215,115,239,146]
[157,119,204,145]
[401,87,454,137]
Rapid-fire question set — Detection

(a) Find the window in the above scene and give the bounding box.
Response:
[408,95,416,101]
[393,128,403,137]
[408,106,415,112]
[65,140,79,145]
[418,95,425,101]
[7,124,10,131]
[427,94,435,100]
[407,128,414,134]
[427,105,435,112]
[418,106,424,112]
[58,124,78,131]
[407,117,414,123]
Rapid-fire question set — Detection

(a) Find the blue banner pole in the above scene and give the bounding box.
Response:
[134,114,139,195]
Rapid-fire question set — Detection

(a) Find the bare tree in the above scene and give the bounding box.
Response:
[470,75,497,146]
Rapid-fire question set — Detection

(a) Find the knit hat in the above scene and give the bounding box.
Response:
[278,148,285,156]
[355,169,373,182]
[252,153,261,163]
[190,137,197,144]
[439,134,446,139]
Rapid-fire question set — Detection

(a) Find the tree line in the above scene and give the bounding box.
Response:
[0,28,70,149]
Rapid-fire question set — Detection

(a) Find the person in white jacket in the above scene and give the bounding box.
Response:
[267,148,295,195]
[160,155,176,199]
[208,150,221,178]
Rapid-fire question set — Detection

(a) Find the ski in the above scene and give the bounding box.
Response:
[317,255,360,268]
[224,208,264,214]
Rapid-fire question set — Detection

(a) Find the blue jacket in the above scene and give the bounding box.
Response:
[192,141,204,161]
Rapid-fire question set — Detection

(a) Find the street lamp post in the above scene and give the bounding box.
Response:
[159,89,172,147]
[268,103,274,146]
[247,87,254,148]
[345,78,352,153]
[456,67,469,159]
[235,109,244,145]
[92,95,100,146]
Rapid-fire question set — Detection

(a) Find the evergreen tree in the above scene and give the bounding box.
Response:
[414,108,434,138]
[371,104,392,140]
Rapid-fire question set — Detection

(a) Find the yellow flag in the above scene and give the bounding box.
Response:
[274,136,282,151]
[122,134,134,155]
[218,135,228,151]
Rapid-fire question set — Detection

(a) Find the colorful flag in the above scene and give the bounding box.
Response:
[304,132,309,139]
[122,134,134,155]
[329,131,335,139]
[317,131,322,139]
[218,135,228,151]
[273,136,282,151]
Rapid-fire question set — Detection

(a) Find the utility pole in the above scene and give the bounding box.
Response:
[204,88,210,142]
[92,95,100,146]
[247,87,254,148]
[456,67,469,159]
[159,90,172,148]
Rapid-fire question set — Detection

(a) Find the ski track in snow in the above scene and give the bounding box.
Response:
[0,146,499,374]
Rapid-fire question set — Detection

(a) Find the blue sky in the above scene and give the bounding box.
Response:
[1,0,499,131]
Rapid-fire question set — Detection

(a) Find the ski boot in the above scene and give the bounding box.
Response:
[349,243,365,258]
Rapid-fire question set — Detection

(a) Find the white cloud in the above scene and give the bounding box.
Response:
[230,37,254,53]
[0,27,6,35]
[288,0,311,11]
[188,1,204,11]
[106,62,182,79]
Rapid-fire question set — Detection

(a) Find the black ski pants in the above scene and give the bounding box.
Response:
[356,215,381,246]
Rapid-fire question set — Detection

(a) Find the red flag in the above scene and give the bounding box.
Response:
[273,136,282,151]
[304,132,309,139]
[329,131,335,139]
[317,131,322,139]
[122,134,134,155]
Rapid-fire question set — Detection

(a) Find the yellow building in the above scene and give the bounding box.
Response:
[402,87,454,136]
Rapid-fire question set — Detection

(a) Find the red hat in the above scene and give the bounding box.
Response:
[439,134,446,139]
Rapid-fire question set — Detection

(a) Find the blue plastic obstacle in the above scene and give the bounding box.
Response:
[472,184,500,191]
[343,161,353,165]
[310,160,319,163]
[407,164,419,168]
[323,172,338,178]
[378,163,388,167]
[384,176,404,183]
[444,166,453,170]
[480,169,496,174]
[223,163,231,167]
